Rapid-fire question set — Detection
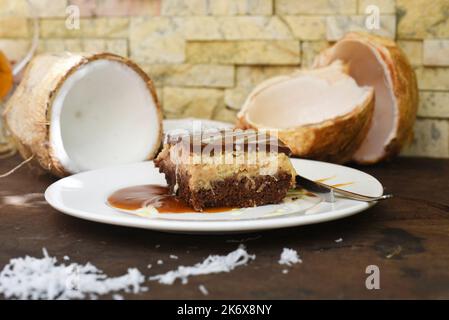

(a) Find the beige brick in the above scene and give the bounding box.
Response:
[326,15,396,41]
[69,0,161,17]
[282,16,326,41]
[105,39,128,56]
[161,0,208,16]
[418,91,449,118]
[397,40,422,66]
[29,0,67,18]
[0,0,29,16]
[37,38,127,56]
[275,0,357,15]
[415,67,449,91]
[301,41,329,67]
[357,0,396,14]
[180,16,292,40]
[212,106,238,124]
[82,39,106,52]
[143,64,234,88]
[186,41,300,65]
[402,119,449,158]
[0,17,30,38]
[0,39,30,63]
[397,0,449,39]
[209,0,272,15]
[225,65,299,109]
[40,18,129,38]
[38,39,82,53]
[423,40,449,67]
[162,87,224,119]
[129,17,184,64]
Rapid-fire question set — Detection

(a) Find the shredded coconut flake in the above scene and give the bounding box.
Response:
[149,246,255,285]
[198,284,209,296]
[278,248,302,266]
[0,248,146,300]
[169,255,178,260]
[1,193,45,208]
[157,260,164,265]
[335,238,343,243]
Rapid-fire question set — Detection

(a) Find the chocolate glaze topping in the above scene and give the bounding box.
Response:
[165,130,292,156]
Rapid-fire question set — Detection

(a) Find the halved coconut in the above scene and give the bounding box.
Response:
[3,52,162,177]
[314,32,418,164]
[237,61,375,163]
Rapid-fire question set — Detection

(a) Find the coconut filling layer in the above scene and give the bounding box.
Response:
[172,151,296,190]
[326,41,397,162]
[49,59,160,173]
[244,70,373,129]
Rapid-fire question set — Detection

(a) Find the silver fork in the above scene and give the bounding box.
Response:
[295,174,393,203]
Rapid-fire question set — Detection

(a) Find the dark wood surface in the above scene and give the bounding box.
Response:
[1,155,448,299]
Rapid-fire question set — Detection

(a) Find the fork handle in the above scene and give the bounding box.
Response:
[331,187,393,202]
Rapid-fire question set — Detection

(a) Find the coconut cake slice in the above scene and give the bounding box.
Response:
[154,130,296,211]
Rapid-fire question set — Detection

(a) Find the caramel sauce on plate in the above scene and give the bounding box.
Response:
[107,184,231,214]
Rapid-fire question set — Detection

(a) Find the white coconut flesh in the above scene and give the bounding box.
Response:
[242,64,373,129]
[50,59,160,173]
[322,41,397,162]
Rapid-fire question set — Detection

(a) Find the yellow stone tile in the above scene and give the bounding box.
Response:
[282,16,327,40]
[418,91,449,118]
[301,41,329,67]
[212,106,238,124]
[275,0,357,15]
[130,17,185,64]
[402,119,449,158]
[186,41,301,65]
[161,0,208,16]
[143,64,234,88]
[415,67,449,91]
[225,65,300,109]
[397,0,449,39]
[326,15,396,41]
[397,40,422,66]
[40,18,129,38]
[0,17,30,38]
[357,0,396,14]
[162,87,224,119]
[209,0,272,15]
[423,40,449,67]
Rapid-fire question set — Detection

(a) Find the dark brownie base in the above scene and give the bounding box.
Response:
[179,172,292,211]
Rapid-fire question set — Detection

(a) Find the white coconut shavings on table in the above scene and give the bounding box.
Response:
[149,247,255,285]
[335,238,343,243]
[0,248,146,300]
[0,193,45,208]
[198,284,209,296]
[278,248,302,266]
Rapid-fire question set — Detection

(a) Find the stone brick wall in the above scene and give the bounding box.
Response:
[0,0,448,158]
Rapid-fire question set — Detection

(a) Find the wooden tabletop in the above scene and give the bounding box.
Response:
[1,155,448,299]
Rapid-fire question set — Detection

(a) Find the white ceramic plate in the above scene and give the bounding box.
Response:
[45,159,384,234]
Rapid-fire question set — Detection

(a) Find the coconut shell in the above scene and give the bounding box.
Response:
[314,32,418,164]
[3,52,163,177]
